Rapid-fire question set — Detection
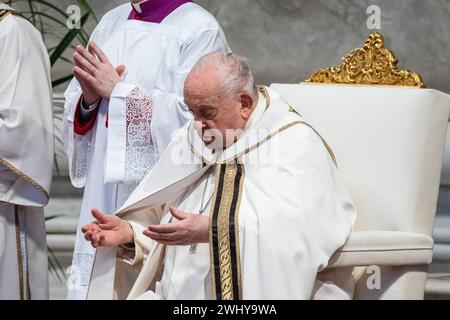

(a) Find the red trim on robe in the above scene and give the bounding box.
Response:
[73,95,101,135]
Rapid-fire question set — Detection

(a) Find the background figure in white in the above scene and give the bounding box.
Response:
[0,3,54,300]
[63,0,229,299]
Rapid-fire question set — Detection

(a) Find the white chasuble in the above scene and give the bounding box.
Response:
[89,86,357,300]
[0,3,53,300]
[63,2,229,299]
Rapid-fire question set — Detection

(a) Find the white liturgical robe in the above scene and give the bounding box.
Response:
[89,86,357,300]
[63,2,229,299]
[0,3,53,300]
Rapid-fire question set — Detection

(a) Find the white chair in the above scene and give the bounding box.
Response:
[271,32,450,299]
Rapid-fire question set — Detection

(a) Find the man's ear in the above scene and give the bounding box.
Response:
[240,93,253,120]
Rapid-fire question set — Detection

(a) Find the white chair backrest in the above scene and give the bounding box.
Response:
[270,83,450,237]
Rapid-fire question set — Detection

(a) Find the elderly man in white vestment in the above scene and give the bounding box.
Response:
[82,52,357,300]
[0,3,53,300]
[63,0,229,299]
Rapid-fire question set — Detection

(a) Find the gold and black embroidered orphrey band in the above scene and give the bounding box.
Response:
[209,162,245,300]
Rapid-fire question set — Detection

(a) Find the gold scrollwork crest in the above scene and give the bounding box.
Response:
[304,32,425,88]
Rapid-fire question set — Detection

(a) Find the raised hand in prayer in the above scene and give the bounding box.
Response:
[143,207,210,246]
[72,41,126,104]
[82,209,134,248]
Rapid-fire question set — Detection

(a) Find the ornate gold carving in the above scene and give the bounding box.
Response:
[304,32,426,88]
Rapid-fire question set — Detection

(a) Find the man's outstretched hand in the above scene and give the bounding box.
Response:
[143,207,209,246]
[82,209,134,248]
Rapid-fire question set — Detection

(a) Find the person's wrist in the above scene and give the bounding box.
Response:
[121,220,134,245]
[107,80,122,99]
[83,93,100,106]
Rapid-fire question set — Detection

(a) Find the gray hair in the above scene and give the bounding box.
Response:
[192,51,258,98]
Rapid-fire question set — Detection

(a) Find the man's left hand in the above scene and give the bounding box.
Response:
[73,41,126,100]
[144,207,210,246]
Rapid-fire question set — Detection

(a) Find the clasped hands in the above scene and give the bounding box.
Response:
[82,207,210,248]
[72,41,126,105]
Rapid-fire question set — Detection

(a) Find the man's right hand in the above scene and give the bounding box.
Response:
[72,44,126,105]
[73,49,101,105]
[82,209,134,248]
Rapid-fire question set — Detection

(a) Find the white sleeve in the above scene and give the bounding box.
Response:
[105,27,229,184]
[116,204,165,266]
[79,98,101,122]
[116,221,153,266]
[62,26,104,188]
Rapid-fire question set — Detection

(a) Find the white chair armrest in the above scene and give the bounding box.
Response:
[326,231,434,268]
